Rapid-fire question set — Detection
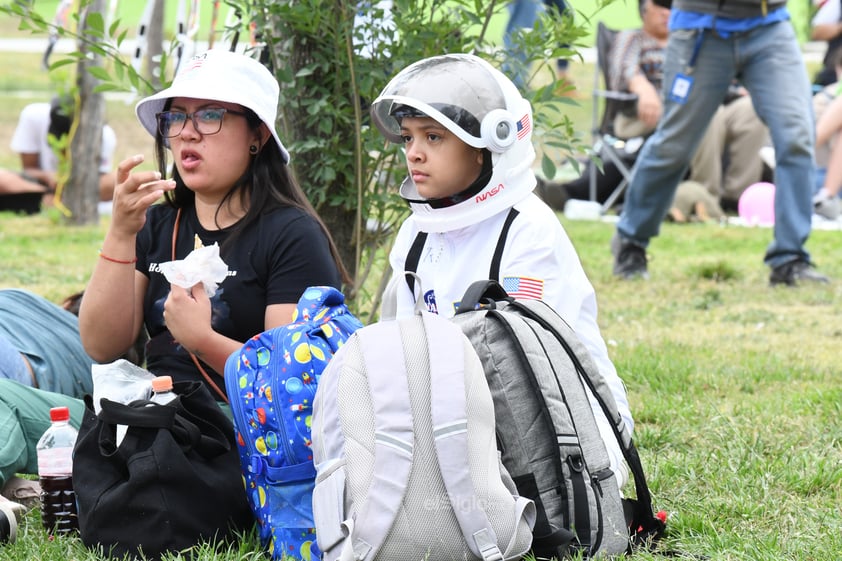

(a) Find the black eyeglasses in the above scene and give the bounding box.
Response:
[155,108,246,138]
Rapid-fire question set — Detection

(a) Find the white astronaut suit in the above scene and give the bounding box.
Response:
[371,54,633,487]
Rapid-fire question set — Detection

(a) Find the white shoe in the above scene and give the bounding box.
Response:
[0,501,20,544]
[814,194,841,220]
[758,146,776,170]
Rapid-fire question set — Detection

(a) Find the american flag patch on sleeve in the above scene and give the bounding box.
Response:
[502,276,544,300]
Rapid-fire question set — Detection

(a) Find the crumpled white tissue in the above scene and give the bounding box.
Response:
[158,243,229,297]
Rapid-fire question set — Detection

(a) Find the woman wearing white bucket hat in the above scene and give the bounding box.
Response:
[76,49,349,399]
[0,52,350,547]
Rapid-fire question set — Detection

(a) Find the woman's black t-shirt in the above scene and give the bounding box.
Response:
[136,203,342,394]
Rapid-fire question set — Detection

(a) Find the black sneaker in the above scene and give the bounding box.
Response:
[611,233,649,279]
[769,260,830,286]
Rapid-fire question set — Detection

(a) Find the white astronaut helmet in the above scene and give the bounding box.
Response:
[370,53,536,232]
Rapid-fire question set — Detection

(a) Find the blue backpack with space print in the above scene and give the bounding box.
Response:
[224,286,363,561]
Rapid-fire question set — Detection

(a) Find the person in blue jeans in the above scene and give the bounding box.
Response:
[545,0,572,81]
[0,289,145,521]
[612,0,829,286]
[503,0,571,90]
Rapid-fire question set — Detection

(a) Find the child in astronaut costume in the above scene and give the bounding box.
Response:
[370,53,633,488]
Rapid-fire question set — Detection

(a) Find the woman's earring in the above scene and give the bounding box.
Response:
[249,144,258,155]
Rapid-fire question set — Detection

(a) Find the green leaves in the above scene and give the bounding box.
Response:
[3,0,600,305]
[84,10,105,37]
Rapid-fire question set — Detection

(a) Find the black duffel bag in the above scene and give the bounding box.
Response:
[73,380,254,560]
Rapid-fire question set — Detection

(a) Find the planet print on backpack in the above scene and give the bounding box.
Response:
[225,286,363,560]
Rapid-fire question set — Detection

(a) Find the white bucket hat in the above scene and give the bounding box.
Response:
[135,49,289,163]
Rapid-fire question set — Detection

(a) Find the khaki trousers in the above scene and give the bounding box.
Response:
[614,95,769,202]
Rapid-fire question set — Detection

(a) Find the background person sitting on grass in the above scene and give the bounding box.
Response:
[0,94,117,214]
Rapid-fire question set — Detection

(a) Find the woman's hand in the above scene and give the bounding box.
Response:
[163,282,213,357]
[111,154,175,238]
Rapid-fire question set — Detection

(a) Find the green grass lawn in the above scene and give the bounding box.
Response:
[1,212,842,560]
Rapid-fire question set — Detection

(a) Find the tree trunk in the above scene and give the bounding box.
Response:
[63,0,106,225]
[146,0,165,90]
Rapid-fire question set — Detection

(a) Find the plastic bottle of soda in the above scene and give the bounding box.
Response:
[36,406,79,535]
[149,375,177,405]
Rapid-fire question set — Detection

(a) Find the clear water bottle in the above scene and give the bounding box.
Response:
[115,376,175,447]
[149,375,177,405]
[36,406,79,535]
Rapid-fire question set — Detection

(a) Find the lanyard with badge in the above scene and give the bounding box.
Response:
[668,0,738,105]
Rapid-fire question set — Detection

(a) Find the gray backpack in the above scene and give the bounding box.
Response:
[451,280,665,559]
[311,306,535,561]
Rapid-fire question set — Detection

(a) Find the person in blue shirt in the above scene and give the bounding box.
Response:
[611,0,828,286]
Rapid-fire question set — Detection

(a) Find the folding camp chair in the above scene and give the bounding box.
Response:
[588,22,644,213]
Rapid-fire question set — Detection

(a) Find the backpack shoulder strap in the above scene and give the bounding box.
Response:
[510,300,629,441]
[425,312,509,561]
[342,320,416,561]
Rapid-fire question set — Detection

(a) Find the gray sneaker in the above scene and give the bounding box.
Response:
[611,233,649,279]
[814,195,841,220]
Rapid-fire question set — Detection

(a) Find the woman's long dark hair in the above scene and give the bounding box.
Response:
[152,102,351,286]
